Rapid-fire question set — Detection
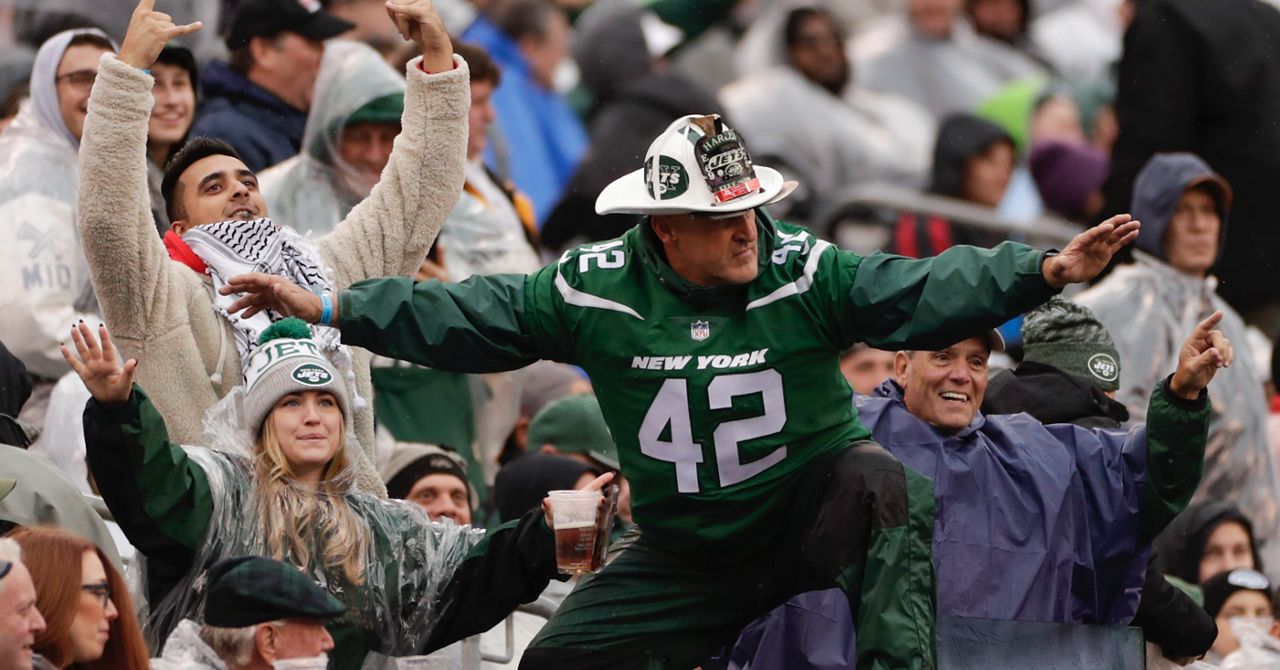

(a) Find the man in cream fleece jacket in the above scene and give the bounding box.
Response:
[76,0,468,496]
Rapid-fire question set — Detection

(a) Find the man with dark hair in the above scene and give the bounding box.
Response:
[76,0,470,499]
[188,0,354,171]
[460,0,586,226]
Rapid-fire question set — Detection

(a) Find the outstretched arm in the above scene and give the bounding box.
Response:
[845,216,1139,350]
[218,270,557,372]
[66,323,214,601]
[317,0,468,283]
[77,0,201,340]
[423,473,613,650]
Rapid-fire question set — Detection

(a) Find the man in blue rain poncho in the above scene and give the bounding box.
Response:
[726,314,1225,668]
[860,317,1223,623]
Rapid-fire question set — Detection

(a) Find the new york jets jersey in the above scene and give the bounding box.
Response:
[340,219,1056,552]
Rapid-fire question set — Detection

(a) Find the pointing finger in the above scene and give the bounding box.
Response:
[1195,311,1225,335]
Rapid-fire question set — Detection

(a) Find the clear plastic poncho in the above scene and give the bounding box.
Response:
[0,29,110,378]
[259,40,406,236]
[149,380,486,659]
[1075,252,1280,579]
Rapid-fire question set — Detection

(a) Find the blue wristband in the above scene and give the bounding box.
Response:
[320,293,333,326]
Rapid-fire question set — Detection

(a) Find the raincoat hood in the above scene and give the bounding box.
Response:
[259,41,405,235]
[0,29,114,379]
[1131,153,1232,262]
[928,113,1014,198]
[1153,501,1263,585]
[28,28,115,149]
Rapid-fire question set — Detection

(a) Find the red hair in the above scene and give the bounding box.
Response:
[7,527,149,670]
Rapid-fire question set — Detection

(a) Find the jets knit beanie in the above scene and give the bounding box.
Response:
[243,318,350,435]
[1021,298,1122,392]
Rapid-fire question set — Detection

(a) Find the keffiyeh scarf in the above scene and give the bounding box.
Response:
[183,218,362,401]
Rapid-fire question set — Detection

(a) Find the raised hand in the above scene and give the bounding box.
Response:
[117,0,202,70]
[1169,311,1233,400]
[385,0,453,73]
[1042,214,1142,289]
[219,273,326,323]
[61,323,138,404]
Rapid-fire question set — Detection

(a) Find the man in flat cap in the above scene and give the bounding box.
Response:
[153,555,345,670]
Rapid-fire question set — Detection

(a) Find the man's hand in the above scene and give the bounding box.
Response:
[117,0,202,70]
[1042,214,1141,289]
[386,0,454,73]
[219,273,326,323]
[541,472,615,529]
[61,322,137,404]
[1169,311,1233,400]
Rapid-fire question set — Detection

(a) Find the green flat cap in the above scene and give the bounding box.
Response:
[527,394,619,471]
[204,556,346,628]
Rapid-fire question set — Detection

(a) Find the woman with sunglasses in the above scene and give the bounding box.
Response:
[6,527,148,670]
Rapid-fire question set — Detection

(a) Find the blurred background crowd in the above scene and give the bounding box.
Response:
[2,0,1280,667]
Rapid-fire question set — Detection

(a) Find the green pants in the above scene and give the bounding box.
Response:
[522,442,938,669]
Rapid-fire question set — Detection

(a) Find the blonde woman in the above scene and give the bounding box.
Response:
[63,320,607,670]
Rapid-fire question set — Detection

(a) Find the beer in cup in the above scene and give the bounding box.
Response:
[549,489,604,574]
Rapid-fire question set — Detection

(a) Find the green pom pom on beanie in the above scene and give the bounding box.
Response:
[258,317,314,345]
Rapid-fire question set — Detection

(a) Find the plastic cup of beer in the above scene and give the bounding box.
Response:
[549,489,604,574]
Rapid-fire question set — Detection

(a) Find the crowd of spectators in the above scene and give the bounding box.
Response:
[1,0,1279,668]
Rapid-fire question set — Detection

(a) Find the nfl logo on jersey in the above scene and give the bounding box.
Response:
[690,320,711,341]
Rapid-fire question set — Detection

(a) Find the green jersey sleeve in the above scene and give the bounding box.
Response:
[830,242,1059,350]
[338,274,550,372]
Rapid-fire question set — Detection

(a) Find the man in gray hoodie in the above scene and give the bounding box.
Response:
[1075,152,1280,574]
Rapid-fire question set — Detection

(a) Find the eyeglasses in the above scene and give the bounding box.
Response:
[81,581,111,608]
[55,70,97,90]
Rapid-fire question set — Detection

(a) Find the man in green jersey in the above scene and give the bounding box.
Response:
[221,114,1139,669]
